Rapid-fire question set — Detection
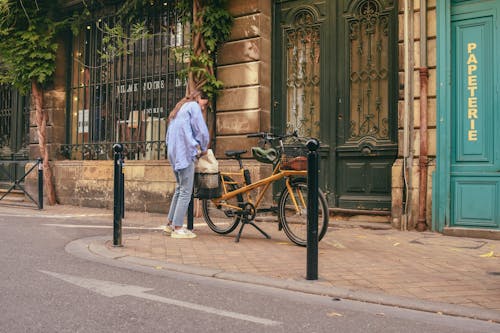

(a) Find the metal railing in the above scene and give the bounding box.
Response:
[0,158,43,209]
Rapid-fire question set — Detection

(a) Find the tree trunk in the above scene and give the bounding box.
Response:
[188,0,209,94]
[32,80,57,205]
[189,0,215,148]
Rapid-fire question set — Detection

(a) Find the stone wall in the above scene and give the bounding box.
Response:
[392,0,437,229]
[25,159,272,213]
[215,0,272,158]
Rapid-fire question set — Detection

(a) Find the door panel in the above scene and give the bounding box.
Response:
[273,0,398,209]
[453,179,498,227]
[336,0,398,210]
[450,0,500,229]
[273,0,331,199]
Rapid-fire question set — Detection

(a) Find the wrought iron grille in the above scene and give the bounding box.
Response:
[62,2,189,160]
[285,9,321,138]
[348,0,390,141]
[0,85,11,158]
[0,84,29,161]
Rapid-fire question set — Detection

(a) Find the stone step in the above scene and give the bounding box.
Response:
[0,189,27,202]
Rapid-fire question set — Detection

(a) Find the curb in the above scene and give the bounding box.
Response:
[66,236,500,324]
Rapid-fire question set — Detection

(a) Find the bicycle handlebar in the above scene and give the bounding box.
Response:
[247,132,267,138]
[247,130,299,141]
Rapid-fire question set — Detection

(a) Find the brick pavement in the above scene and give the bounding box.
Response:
[111,220,500,313]
[1,203,499,316]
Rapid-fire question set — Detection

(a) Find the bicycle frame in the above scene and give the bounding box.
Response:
[211,162,307,213]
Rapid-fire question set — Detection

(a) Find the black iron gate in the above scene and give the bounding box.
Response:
[0,84,30,189]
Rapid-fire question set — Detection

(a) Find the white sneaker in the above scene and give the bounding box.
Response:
[162,224,174,235]
[171,228,197,239]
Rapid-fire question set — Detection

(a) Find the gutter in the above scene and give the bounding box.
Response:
[417,0,429,231]
[402,0,414,231]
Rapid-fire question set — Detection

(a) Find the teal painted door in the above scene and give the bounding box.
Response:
[450,0,500,228]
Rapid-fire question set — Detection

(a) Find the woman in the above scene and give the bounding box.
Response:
[165,90,210,238]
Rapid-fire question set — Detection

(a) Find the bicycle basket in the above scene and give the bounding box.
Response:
[194,172,222,199]
[281,144,308,170]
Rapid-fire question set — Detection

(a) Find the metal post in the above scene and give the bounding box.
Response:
[37,158,43,210]
[121,158,125,219]
[187,192,194,230]
[306,139,320,280]
[113,144,123,247]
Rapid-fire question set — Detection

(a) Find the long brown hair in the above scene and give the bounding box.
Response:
[168,90,203,122]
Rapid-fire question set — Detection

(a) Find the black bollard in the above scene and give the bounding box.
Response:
[121,159,125,219]
[37,158,43,210]
[113,144,124,247]
[306,138,320,280]
[187,192,194,231]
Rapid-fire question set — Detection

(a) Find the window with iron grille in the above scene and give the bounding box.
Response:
[0,84,29,161]
[63,3,190,160]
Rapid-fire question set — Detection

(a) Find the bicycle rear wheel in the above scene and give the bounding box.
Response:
[278,178,329,246]
[202,176,243,234]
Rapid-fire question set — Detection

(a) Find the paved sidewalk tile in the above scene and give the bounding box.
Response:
[2,203,499,314]
[111,219,500,313]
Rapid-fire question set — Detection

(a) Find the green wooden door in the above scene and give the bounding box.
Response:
[273,0,398,210]
[450,0,500,228]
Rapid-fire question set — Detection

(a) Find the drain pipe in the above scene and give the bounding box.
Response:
[402,0,414,231]
[417,0,429,231]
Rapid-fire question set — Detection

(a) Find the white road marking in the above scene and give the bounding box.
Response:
[40,270,281,326]
[0,212,111,219]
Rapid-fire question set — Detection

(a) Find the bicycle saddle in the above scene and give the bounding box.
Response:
[251,147,277,164]
[225,150,247,159]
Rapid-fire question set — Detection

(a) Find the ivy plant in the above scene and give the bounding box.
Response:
[0,0,66,205]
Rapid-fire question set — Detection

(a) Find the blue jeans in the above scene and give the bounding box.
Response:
[168,163,194,228]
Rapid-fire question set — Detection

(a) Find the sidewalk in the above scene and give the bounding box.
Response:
[2,203,500,322]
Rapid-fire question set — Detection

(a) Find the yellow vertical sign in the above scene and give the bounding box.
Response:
[466,42,478,141]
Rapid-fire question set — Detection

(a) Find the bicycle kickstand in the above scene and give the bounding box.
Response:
[235,218,271,243]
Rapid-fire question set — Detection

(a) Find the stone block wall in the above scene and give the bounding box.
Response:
[392,0,437,229]
[215,0,272,159]
[24,159,272,213]
[25,160,176,213]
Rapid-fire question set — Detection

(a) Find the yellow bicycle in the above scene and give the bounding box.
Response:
[200,132,329,246]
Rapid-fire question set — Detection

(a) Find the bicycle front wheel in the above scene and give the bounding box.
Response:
[278,178,329,246]
[202,176,243,234]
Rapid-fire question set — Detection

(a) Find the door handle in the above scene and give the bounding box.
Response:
[361,147,372,155]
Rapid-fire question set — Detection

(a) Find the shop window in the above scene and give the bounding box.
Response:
[64,5,189,160]
[0,84,29,160]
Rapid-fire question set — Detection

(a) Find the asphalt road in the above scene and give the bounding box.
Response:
[0,209,499,333]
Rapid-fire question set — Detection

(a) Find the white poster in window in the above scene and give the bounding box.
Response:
[78,109,89,133]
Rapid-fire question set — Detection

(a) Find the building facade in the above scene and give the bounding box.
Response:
[1,0,498,237]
